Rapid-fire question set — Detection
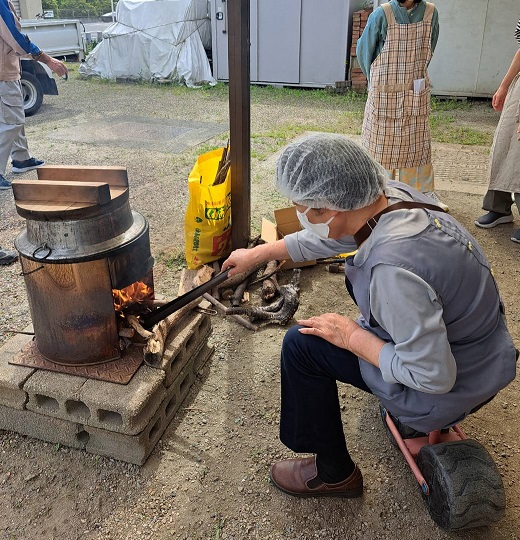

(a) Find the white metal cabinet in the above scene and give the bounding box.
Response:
[210,0,366,87]
[373,0,520,97]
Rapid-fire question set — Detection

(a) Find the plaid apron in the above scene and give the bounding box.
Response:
[361,2,434,172]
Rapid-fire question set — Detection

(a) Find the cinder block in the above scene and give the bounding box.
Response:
[0,340,215,465]
[25,370,88,419]
[0,313,214,464]
[84,405,165,465]
[84,342,214,465]
[0,329,33,356]
[160,311,212,387]
[193,342,214,374]
[0,404,86,449]
[0,333,35,409]
[24,364,166,436]
[16,311,212,436]
[84,381,172,465]
[80,365,166,435]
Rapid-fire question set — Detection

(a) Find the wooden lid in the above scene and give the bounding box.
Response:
[13,165,130,220]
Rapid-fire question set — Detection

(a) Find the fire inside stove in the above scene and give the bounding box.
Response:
[113,271,155,315]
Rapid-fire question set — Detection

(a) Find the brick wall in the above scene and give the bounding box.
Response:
[349,8,372,92]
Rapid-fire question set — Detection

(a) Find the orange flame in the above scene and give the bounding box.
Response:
[113,281,155,312]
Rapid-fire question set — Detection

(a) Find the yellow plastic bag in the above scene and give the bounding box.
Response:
[184,148,232,269]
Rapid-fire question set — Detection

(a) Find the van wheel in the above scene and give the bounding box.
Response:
[20,72,43,116]
[416,440,506,530]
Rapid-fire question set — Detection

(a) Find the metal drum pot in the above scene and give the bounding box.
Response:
[12,166,154,366]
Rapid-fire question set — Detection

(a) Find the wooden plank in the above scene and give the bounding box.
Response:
[16,202,89,212]
[36,165,128,188]
[12,180,112,205]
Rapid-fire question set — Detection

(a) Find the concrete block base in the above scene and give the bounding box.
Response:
[0,311,213,465]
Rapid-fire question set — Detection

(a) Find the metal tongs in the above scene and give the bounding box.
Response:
[140,268,230,329]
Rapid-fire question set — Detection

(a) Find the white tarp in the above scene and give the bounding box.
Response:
[79,0,215,88]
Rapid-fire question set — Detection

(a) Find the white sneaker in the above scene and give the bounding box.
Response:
[424,191,449,212]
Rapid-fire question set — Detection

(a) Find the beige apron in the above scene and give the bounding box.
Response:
[361,2,434,170]
[488,73,520,193]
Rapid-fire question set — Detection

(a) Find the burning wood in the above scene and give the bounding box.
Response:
[113,279,154,313]
[117,255,301,367]
[126,315,153,339]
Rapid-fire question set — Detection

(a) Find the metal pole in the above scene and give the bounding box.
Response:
[111,0,115,22]
[227,0,251,250]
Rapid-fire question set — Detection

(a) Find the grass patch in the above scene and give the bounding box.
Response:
[249,84,368,106]
[251,124,306,159]
[336,110,365,135]
[157,249,186,271]
[430,113,492,145]
[196,142,226,155]
[431,96,472,112]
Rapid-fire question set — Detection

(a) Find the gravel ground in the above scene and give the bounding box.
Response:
[1,66,519,540]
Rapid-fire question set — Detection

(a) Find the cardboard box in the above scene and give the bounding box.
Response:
[261,207,316,270]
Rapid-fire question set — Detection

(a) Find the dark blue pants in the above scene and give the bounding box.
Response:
[280,325,372,457]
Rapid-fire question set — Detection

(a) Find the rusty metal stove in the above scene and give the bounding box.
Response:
[9,166,154,384]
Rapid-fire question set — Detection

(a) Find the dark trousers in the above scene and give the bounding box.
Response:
[482,189,520,214]
[280,325,372,456]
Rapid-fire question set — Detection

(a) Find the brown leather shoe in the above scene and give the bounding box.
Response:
[269,456,363,498]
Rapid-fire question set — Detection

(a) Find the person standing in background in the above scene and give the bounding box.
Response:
[0,0,67,190]
[357,0,447,211]
[474,20,520,244]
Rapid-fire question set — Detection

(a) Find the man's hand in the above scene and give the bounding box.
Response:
[46,56,68,78]
[221,248,257,277]
[517,123,520,141]
[297,313,361,350]
[36,52,68,78]
[222,239,290,277]
[298,312,386,368]
[492,86,508,112]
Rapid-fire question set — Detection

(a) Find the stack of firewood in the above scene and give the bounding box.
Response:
[213,141,230,186]
[123,238,302,366]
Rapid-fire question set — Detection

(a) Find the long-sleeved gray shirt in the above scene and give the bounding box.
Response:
[284,185,456,394]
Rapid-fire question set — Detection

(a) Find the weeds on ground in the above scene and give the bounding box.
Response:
[213,516,226,539]
[158,250,186,272]
[430,113,492,145]
[431,96,472,112]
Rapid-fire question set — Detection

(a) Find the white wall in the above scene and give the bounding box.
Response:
[372,0,520,97]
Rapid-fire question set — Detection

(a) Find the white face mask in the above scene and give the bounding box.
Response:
[296,206,335,239]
